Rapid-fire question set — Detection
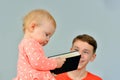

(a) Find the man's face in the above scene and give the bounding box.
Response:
[71,40,96,69]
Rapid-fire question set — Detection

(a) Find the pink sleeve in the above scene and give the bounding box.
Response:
[23,40,57,71]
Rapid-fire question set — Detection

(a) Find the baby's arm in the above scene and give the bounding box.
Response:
[24,40,57,71]
[51,57,66,68]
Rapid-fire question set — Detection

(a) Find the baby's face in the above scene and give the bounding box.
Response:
[31,20,56,46]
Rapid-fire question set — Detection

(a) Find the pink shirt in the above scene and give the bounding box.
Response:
[14,38,57,80]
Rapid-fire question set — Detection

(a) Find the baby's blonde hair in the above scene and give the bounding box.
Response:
[23,9,56,32]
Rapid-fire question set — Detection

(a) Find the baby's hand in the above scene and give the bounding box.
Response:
[55,57,66,68]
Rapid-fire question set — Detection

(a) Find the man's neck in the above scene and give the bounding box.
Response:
[67,68,87,80]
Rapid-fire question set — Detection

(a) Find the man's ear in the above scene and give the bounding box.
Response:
[90,53,96,62]
[70,48,72,51]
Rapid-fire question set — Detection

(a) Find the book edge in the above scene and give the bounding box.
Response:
[49,51,80,58]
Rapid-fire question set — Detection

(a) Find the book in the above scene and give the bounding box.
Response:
[49,51,81,74]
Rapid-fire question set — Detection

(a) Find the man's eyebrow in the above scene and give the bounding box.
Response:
[73,46,79,49]
[83,49,90,52]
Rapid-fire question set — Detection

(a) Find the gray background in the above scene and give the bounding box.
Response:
[0,0,120,80]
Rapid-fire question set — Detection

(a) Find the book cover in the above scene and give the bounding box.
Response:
[49,51,81,74]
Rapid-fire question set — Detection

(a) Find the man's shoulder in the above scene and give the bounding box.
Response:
[86,72,102,80]
[55,73,71,80]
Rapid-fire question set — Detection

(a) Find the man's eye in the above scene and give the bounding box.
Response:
[83,51,89,54]
[74,49,79,51]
